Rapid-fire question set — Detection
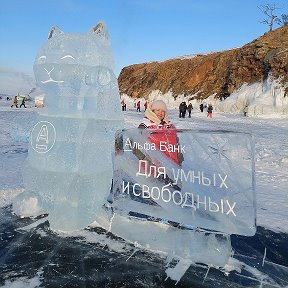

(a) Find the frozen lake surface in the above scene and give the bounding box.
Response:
[0,103,287,287]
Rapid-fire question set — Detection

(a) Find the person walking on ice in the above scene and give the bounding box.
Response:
[244,105,248,117]
[11,95,18,108]
[207,104,213,118]
[136,100,141,112]
[179,101,187,118]
[144,100,148,111]
[187,103,193,118]
[20,97,27,108]
[199,103,204,112]
[121,99,126,111]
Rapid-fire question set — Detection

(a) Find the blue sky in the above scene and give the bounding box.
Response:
[0,0,287,76]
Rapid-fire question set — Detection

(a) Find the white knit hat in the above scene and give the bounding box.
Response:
[150,100,167,112]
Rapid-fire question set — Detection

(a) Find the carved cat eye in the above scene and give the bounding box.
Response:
[61,55,75,60]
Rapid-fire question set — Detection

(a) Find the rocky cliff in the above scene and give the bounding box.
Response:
[118,25,288,101]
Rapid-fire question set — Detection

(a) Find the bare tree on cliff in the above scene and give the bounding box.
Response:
[258,4,281,31]
[276,14,288,26]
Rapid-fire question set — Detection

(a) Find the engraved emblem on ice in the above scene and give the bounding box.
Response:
[31,121,56,153]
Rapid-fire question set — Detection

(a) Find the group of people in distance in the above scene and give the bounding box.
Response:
[121,100,149,112]
[179,101,193,118]
[10,95,27,108]
[199,103,213,117]
[121,99,213,118]
[180,101,213,118]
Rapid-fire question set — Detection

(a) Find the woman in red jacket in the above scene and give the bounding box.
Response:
[138,100,181,165]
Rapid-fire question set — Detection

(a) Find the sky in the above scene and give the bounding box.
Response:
[0,0,287,77]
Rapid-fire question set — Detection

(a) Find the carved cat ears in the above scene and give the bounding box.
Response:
[47,21,110,41]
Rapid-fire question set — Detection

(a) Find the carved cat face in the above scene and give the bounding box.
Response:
[33,22,120,114]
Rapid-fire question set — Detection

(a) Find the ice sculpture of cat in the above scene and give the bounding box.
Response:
[13,22,124,231]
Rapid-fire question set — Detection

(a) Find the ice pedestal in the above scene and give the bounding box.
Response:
[97,214,231,268]
[13,22,123,231]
